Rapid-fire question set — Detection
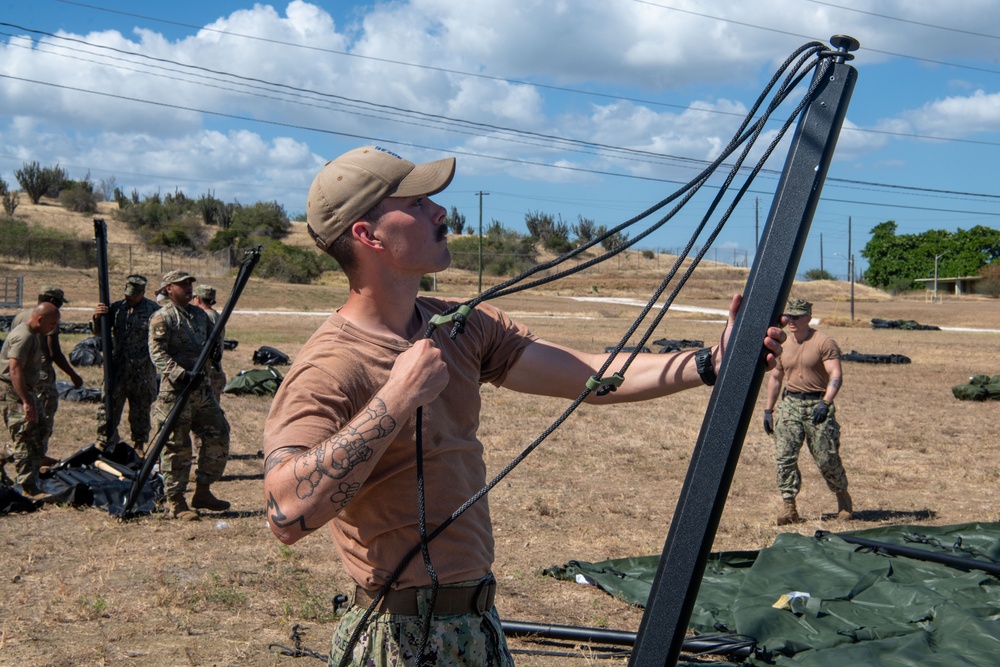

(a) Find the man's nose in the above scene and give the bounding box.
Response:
[428,198,447,224]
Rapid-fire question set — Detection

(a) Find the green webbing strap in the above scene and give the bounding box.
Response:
[587,372,625,396]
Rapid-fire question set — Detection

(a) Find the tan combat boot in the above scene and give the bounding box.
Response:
[191,483,230,512]
[776,497,800,526]
[167,494,201,521]
[836,489,853,520]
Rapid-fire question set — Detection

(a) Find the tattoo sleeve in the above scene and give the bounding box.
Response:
[290,397,397,504]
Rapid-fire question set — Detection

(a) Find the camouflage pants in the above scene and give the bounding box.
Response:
[774,395,848,499]
[96,366,158,447]
[1,384,47,489]
[209,363,226,403]
[36,379,58,451]
[330,587,514,667]
[150,385,230,497]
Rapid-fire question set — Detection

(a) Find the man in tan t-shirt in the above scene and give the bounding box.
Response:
[262,145,788,667]
[1,302,61,497]
[763,297,851,525]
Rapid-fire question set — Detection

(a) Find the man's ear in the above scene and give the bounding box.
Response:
[352,221,383,250]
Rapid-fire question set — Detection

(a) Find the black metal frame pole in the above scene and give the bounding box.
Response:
[93,218,116,439]
[815,530,1000,578]
[629,39,859,667]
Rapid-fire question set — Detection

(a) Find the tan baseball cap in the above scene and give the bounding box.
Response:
[306,145,456,250]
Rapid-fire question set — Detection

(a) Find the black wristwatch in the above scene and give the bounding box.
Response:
[694,347,717,386]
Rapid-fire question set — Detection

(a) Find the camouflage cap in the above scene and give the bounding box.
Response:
[785,298,812,317]
[160,269,196,288]
[39,285,69,304]
[124,274,148,296]
[194,285,217,301]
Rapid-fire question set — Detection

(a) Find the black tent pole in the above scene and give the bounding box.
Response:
[93,218,116,443]
[628,36,859,667]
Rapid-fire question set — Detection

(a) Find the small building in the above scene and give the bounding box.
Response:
[913,275,981,296]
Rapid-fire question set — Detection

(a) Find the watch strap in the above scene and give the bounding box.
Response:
[695,347,716,386]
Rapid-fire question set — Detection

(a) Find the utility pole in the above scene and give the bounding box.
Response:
[934,251,947,303]
[848,216,854,321]
[754,197,759,250]
[476,191,489,293]
[819,233,824,275]
[849,254,855,320]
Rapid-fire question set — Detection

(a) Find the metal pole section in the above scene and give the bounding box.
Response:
[628,38,858,667]
[93,219,116,440]
[815,530,1000,577]
[501,621,756,660]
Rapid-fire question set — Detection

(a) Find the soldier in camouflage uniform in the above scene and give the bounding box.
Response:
[149,270,231,521]
[92,275,161,455]
[191,284,226,401]
[763,298,852,525]
[12,287,83,453]
[1,303,61,497]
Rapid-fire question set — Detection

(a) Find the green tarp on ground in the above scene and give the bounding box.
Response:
[544,523,1000,666]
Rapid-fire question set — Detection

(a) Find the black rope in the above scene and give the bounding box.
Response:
[335,39,836,666]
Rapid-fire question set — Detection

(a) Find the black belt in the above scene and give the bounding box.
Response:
[783,390,824,400]
[354,578,496,616]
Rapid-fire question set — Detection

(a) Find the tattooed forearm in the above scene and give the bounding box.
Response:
[264,447,298,477]
[292,397,397,500]
[829,377,842,391]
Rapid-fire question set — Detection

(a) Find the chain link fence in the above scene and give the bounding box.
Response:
[0,237,236,278]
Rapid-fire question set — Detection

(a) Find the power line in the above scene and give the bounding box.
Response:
[2,70,997,218]
[800,0,1000,41]
[5,20,1000,202]
[630,0,1000,77]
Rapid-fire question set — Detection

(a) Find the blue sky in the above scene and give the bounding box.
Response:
[1,0,999,280]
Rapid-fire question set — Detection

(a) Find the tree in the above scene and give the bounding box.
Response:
[596,224,630,251]
[446,206,466,235]
[572,216,597,245]
[15,161,48,204]
[861,221,1000,289]
[524,210,570,252]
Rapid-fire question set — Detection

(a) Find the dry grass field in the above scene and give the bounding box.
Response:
[1,205,999,666]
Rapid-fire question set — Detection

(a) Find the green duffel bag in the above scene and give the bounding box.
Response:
[223,366,284,396]
[952,383,989,401]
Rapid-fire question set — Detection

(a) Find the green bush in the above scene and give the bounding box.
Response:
[255,241,337,284]
[804,268,836,281]
[0,178,18,217]
[59,183,98,213]
[447,230,536,276]
[885,276,917,295]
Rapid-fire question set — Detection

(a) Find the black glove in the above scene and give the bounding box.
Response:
[811,400,831,425]
[210,343,223,364]
[183,370,206,389]
[763,410,774,435]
